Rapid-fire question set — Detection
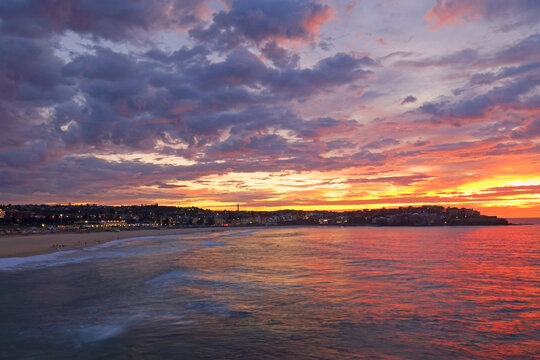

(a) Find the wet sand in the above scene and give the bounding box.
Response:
[0,227,228,258]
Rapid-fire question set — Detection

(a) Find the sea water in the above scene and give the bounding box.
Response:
[0,225,538,359]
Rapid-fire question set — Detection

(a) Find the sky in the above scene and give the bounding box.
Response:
[0,0,539,217]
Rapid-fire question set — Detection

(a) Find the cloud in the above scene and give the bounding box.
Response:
[362,138,400,149]
[511,118,540,140]
[417,76,539,125]
[396,48,480,68]
[425,1,483,30]
[396,34,540,69]
[0,35,375,180]
[491,34,540,66]
[0,0,209,41]
[400,96,417,105]
[1,0,538,212]
[379,51,417,62]
[291,117,359,140]
[375,38,388,46]
[470,63,540,86]
[0,36,74,103]
[190,0,334,48]
[260,41,299,68]
[267,53,375,97]
[425,0,540,30]
[346,174,431,186]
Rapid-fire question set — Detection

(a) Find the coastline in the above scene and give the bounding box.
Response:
[0,227,228,258]
[1,220,531,259]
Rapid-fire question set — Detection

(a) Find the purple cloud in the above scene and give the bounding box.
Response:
[261,41,299,68]
[190,0,333,48]
[417,76,539,125]
[0,0,208,41]
[400,96,417,105]
[397,34,540,70]
[1,0,538,208]
[470,63,540,86]
[426,0,540,30]
[0,36,74,103]
[363,138,400,149]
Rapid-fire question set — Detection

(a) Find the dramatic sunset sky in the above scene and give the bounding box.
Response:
[0,0,539,217]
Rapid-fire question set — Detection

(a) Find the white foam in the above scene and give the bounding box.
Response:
[220,229,260,237]
[84,233,194,251]
[201,240,229,247]
[80,322,128,342]
[77,313,143,343]
[145,269,192,285]
[0,233,232,272]
[0,250,79,271]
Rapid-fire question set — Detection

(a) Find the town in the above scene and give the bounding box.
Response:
[0,204,509,236]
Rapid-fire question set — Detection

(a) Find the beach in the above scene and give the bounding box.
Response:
[0,227,228,258]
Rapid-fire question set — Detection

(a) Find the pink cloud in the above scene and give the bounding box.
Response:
[425,0,484,30]
[425,0,540,30]
[303,5,335,35]
[375,37,388,46]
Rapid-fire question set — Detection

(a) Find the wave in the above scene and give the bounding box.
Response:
[0,233,234,272]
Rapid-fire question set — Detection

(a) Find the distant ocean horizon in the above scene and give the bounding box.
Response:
[1,225,538,359]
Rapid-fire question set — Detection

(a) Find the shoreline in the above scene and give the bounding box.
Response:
[0,227,228,258]
[1,221,532,259]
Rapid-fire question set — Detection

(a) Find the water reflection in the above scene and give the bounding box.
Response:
[0,225,538,359]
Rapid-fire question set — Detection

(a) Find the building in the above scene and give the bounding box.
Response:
[100,220,127,227]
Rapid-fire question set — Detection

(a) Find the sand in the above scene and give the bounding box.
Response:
[0,227,229,258]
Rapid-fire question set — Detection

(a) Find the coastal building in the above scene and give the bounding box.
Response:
[0,204,508,229]
[100,220,127,227]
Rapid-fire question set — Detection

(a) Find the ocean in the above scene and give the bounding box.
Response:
[0,225,538,359]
